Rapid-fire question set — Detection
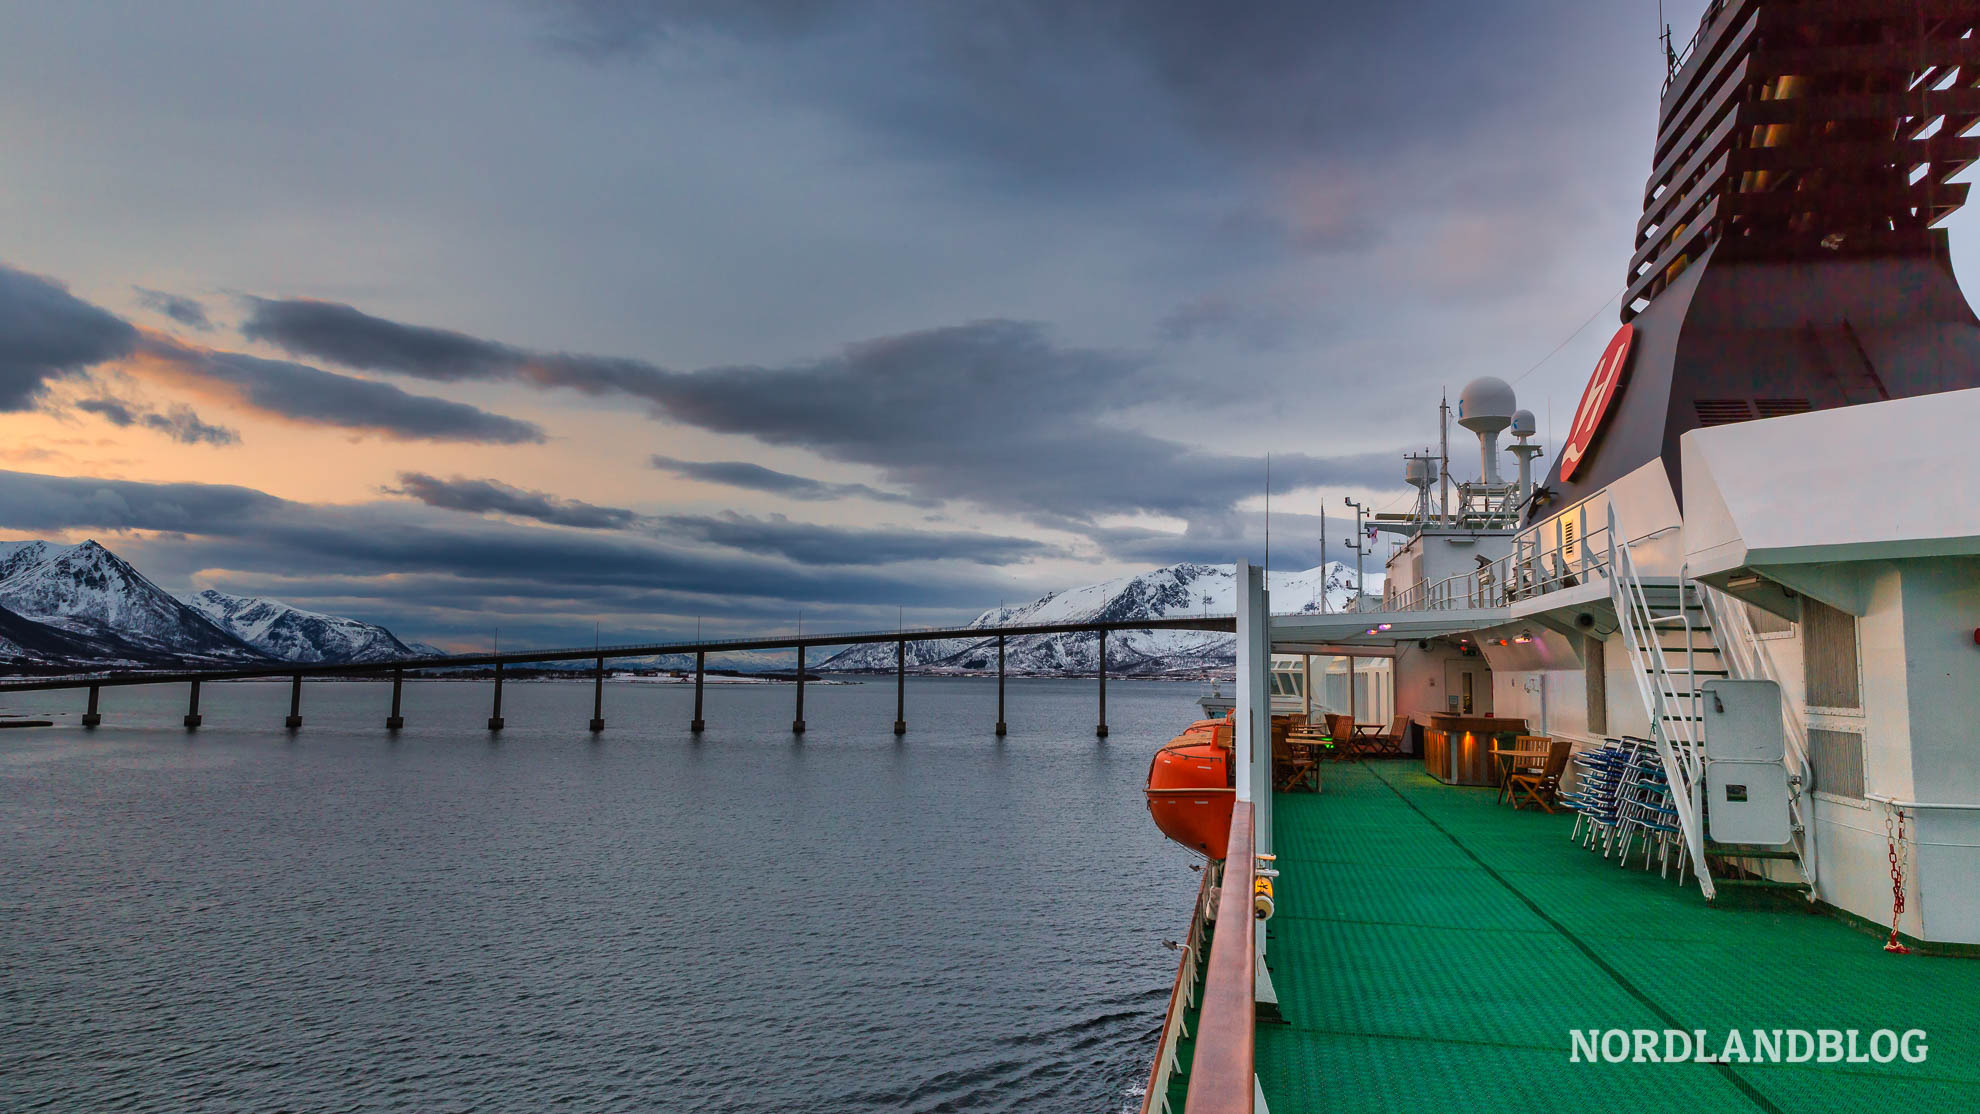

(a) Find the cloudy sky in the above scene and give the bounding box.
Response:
[11,0,1943,651]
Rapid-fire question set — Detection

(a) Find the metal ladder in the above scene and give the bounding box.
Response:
[1693,581,1819,901]
[1605,505,1716,899]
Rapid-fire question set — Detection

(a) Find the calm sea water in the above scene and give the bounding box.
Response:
[0,675,1204,1113]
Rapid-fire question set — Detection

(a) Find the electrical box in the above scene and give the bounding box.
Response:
[1701,679,1792,846]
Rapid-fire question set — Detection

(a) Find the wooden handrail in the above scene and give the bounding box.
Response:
[1185,802,1255,1114]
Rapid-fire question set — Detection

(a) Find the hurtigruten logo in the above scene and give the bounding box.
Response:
[1569,1029,1928,1064]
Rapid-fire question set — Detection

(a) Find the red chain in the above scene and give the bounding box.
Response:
[1884,807,1911,955]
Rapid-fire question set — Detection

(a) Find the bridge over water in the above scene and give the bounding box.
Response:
[0,616,1243,738]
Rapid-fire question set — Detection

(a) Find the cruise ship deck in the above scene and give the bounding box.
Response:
[1241,763,1980,1113]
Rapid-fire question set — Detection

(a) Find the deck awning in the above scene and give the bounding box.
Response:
[1268,607,1508,649]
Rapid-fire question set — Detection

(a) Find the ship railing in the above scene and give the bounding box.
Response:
[1140,861,1220,1114]
[1182,802,1257,1114]
[1386,498,1685,614]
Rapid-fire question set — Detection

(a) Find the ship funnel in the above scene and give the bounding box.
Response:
[1457,376,1516,484]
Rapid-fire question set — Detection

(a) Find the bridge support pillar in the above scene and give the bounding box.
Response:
[284,674,303,729]
[589,656,606,732]
[691,651,706,732]
[893,640,907,735]
[995,634,1007,736]
[386,668,404,730]
[487,662,505,731]
[82,683,101,728]
[1096,629,1109,738]
[183,680,202,729]
[793,645,807,733]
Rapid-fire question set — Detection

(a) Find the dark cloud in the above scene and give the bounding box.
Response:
[75,395,239,446]
[240,301,1394,526]
[383,471,1049,567]
[543,1,1610,192]
[0,470,1022,617]
[1156,295,1290,350]
[133,286,212,331]
[385,472,639,530]
[241,296,521,381]
[136,336,546,444]
[649,455,931,506]
[655,512,1053,566]
[0,263,138,411]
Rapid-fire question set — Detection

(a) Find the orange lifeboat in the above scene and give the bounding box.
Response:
[1145,717,1236,859]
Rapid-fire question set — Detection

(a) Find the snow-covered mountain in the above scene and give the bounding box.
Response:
[0,540,267,666]
[0,539,432,670]
[184,589,421,664]
[0,540,75,583]
[0,599,154,668]
[817,561,1379,676]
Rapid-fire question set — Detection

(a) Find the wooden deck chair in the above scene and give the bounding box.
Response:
[1322,714,1355,757]
[1273,733,1320,793]
[1507,738,1574,812]
[1355,715,1409,757]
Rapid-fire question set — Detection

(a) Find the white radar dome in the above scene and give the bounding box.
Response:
[1509,409,1537,438]
[1458,377,1517,434]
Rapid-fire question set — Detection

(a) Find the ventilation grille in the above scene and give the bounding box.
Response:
[1695,399,1755,425]
[1694,398,1814,426]
[1809,729,1865,800]
[1754,398,1813,418]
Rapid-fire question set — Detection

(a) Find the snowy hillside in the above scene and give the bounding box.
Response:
[0,540,75,583]
[185,589,421,664]
[0,540,266,665]
[817,562,1379,676]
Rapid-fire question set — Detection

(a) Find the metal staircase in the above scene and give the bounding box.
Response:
[1604,504,1715,899]
[1603,505,1815,901]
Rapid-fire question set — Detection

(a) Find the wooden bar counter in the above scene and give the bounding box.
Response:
[1423,715,1527,787]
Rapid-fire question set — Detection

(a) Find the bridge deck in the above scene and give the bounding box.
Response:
[1256,762,1980,1112]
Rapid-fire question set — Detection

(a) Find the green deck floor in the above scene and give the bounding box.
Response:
[1254,762,1980,1113]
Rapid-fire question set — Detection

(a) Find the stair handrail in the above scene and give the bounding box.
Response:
[1606,504,1716,899]
[1693,579,1819,899]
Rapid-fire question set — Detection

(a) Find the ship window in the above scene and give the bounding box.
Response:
[1808,729,1865,799]
[1802,599,1861,710]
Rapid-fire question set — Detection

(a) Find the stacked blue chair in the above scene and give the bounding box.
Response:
[1558,739,1630,853]
[1615,751,1687,881]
